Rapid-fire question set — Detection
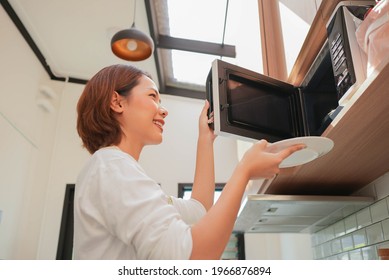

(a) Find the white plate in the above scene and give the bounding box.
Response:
[267,136,334,168]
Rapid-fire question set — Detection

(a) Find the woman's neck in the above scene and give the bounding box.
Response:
[116,141,142,161]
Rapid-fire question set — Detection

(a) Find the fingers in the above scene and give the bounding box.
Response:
[198,100,217,141]
[207,115,214,124]
[202,100,210,114]
[277,144,306,159]
[255,139,268,150]
[202,100,215,124]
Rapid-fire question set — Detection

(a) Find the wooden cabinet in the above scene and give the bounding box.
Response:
[264,0,389,195]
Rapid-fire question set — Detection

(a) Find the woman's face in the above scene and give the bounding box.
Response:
[119,75,168,148]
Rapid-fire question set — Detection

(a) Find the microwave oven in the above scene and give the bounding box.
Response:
[206,42,339,143]
[327,1,375,102]
[206,1,374,143]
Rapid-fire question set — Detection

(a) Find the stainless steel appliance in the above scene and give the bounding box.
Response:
[327,1,374,103]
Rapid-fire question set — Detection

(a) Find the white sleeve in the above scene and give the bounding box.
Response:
[169,196,206,225]
[89,158,194,260]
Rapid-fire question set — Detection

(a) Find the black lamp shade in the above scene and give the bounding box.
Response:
[111,27,154,61]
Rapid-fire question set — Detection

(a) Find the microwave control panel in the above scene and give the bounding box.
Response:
[327,4,373,100]
[330,31,351,99]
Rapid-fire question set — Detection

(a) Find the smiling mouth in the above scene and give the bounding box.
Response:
[153,120,164,131]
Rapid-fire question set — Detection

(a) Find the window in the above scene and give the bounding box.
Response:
[56,184,75,260]
[145,0,262,99]
[178,183,225,203]
[178,183,245,260]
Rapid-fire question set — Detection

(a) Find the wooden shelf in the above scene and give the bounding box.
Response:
[265,0,389,195]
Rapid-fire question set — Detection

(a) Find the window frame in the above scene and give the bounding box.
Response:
[145,0,287,99]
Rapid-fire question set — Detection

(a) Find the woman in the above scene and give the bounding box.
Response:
[74,64,304,260]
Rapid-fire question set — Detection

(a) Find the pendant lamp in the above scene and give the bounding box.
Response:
[111,0,154,61]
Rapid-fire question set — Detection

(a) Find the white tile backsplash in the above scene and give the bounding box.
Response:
[356,208,372,229]
[386,196,389,210]
[322,242,332,258]
[344,214,357,233]
[341,234,354,251]
[334,220,346,237]
[375,173,389,199]
[361,246,378,260]
[370,199,389,223]
[376,240,389,250]
[331,239,342,254]
[349,249,363,260]
[337,252,349,260]
[366,223,384,245]
[353,229,367,248]
[382,219,389,240]
[324,226,335,242]
[312,173,389,260]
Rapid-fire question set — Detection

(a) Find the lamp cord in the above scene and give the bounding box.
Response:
[221,0,229,48]
[131,0,137,27]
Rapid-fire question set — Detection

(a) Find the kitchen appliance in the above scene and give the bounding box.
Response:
[206,42,340,144]
[327,1,375,103]
[235,194,373,233]
[206,1,374,144]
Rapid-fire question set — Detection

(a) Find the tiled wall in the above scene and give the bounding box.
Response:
[311,173,389,260]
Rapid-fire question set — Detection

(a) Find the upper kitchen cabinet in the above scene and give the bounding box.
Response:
[264,0,389,196]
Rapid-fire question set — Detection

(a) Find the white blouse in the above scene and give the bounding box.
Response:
[73,147,206,260]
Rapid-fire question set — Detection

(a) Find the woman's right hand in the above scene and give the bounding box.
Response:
[237,140,305,180]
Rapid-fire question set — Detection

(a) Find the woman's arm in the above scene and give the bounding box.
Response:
[190,100,217,211]
[190,140,305,259]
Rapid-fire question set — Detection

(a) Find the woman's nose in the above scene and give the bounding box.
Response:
[159,104,168,117]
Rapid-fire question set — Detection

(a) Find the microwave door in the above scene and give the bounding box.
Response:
[206,69,215,130]
[225,74,302,143]
[211,59,302,143]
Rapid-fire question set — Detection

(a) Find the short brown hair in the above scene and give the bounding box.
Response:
[76,64,151,154]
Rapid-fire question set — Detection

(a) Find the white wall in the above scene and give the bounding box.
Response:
[245,233,312,260]
[0,6,59,259]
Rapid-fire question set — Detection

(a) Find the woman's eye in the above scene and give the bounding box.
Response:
[149,93,160,103]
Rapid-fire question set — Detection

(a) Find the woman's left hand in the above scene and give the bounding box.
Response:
[198,100,217,142]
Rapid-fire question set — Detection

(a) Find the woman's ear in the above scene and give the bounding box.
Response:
[110,91,124,113]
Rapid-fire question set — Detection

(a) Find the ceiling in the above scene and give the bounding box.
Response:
[3,0,158,84]
[2,0,263,100]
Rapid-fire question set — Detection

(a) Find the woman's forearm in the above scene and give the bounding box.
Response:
[190,164,249,259]
[189,140,305,260]
[191,135,216,211]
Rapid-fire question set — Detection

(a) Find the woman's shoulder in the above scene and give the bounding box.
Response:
[79,147,140,179]
[92,147,151,178]
[92,147,136,164]
[78,146,157,193]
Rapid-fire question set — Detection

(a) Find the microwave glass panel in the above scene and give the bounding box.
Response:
[226,73,296,139]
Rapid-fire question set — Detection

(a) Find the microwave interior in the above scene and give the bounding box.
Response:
[207,41,340,143]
